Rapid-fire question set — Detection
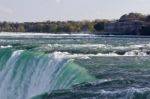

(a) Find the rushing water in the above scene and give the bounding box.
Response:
[0,33,150,99]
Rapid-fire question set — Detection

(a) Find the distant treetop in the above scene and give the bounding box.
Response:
[119,13,146,21]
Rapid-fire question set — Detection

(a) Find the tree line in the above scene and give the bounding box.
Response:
[0,13,150,34]
[0,20,107,33]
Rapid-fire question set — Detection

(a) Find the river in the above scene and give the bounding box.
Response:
[0,33,150,99]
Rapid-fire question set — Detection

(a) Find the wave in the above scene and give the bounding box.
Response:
[2,32,150,38]
[1,43,150,57]
[51,51,150,59]
[0,32,96,39]
[31,43,150,56]
[33,87,150,99]
[0,45,12,48]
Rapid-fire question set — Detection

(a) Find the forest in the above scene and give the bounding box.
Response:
[0,13,150,35]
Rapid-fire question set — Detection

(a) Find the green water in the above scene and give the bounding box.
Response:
[0,33,150,99]
[0,47,96,99]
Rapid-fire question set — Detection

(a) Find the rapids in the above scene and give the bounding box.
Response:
[0,33,150,99]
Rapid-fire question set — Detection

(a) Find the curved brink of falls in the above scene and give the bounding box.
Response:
[0,48,96,99]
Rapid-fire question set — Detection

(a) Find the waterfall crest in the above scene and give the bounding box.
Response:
[0,48,96,99]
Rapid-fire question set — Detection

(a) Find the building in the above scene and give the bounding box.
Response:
[104,20,145,35]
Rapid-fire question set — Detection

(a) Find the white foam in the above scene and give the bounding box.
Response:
[52,51,150,59]
[0,45,12,48]
[99,87,150,94]
[124,50,147,56]
[0,32,94,36]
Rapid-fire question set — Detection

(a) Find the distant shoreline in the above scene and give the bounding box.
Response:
[0,13,150,35]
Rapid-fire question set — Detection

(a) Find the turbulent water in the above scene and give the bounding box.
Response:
[0,33,150,99]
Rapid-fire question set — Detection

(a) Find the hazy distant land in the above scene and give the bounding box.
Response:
[0,13,150,35]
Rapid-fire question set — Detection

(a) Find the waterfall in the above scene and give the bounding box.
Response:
[0,48,96,99]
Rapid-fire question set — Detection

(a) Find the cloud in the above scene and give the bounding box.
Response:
[0,6,13,15]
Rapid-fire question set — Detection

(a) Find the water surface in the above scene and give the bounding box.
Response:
[0,33,150,99]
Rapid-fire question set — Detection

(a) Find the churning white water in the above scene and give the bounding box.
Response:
[0,50,95,99]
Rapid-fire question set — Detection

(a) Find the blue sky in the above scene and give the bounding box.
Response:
[0,0,150,22]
